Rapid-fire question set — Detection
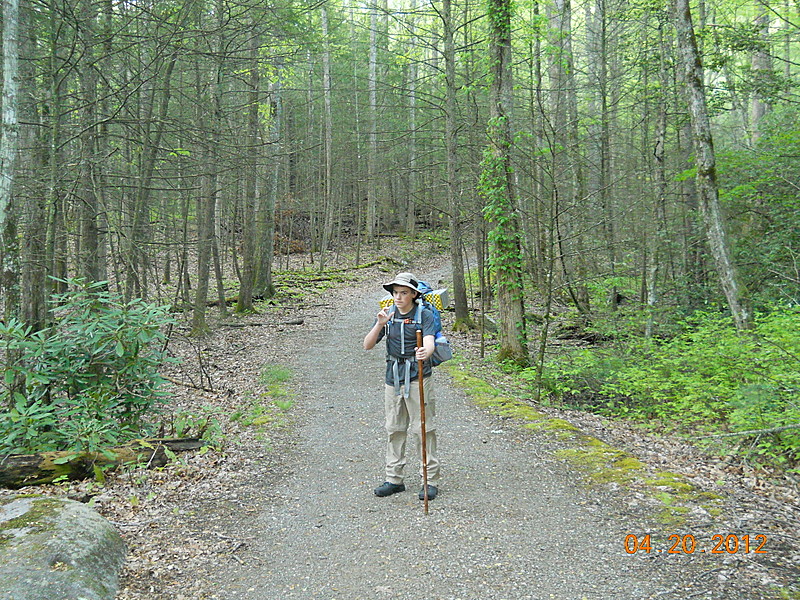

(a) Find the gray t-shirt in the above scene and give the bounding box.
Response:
[375,303,435,385]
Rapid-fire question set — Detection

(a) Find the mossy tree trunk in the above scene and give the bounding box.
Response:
[480,0,528,366]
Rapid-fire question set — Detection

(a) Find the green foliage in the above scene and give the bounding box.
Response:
[0,396,62,454]
[0,279,176,454]
[239,363,296,424]
[487,0,513,31]
[585,274,637,303]
[273,398,295,412]
[529,347,625,404]
[535,308,800,469]
[260,363,294,411]
[258,363,292,388]
[479,146,524,289]
[229,365,295,436]
[172,405,225,450]
[718,107,800,308]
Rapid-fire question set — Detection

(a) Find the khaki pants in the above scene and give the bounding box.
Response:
[384,377,440,486]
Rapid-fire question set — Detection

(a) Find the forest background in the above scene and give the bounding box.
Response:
[0,0,799,475]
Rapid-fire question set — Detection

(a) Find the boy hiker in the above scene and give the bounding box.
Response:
[363,272,440,500]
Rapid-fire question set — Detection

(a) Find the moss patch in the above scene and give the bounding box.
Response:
[444,358,726,531]
[445,361,645,486]
[525,418,579,432]
[645,471,725,526]
[272,269,355,303]
[229,363,295,434]
[1,496,60,534]
[656,506,689,528]
[646,471,695,493]
[0,496,61,549]
[555,445,644,486]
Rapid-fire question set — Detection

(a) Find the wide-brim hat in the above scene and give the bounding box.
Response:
[383,272,421,294]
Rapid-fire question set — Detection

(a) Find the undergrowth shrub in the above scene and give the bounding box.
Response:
[0,279,175,455]
[535,308,800,469]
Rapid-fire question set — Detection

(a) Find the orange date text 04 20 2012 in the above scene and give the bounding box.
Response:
[625,533,768,555]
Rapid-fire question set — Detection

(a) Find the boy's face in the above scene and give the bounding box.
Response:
[392,285,417,312]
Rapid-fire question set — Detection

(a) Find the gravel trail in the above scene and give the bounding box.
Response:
[211,270,742,600]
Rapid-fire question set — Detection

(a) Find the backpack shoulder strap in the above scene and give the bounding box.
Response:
[384,304,398,332]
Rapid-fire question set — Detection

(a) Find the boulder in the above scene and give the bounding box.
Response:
[0,495,126,600]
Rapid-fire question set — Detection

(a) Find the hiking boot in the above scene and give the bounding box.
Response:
[418,485,438,501]
[374,482,405,497]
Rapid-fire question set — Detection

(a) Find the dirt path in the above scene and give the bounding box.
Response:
[198,268,754,600]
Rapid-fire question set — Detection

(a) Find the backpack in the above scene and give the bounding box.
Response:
[384,281,453,366]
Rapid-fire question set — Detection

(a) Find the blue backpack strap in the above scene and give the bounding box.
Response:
[385,303,415,397]
[385,304,397,333]
[385,305,403,353]
[389,356,412,397]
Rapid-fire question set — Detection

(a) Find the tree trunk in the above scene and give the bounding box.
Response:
[191,167,215,335]
[254,75,281,299]
[547,0,591,322]
[212,226,227,317]
[125,53,178,301]
[192,0,225,333]
[523,1,547,288]
[749,0,771,144]
[442,0,474,331]
[77,0,101,283]
[43,0,66,310]
[320,5,335,269]
[1,0,21,322]
[482,0,528,365]
[406,0,418,236]
[588,0,617,309]
[675,0,751,331]
[236,20,260,313]
[367,2,379,241]
[17,2,47,332]
[646,21,671,338]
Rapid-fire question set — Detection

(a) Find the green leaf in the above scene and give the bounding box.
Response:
[93,464,107,484]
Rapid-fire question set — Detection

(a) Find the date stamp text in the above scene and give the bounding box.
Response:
[625,533,768,555]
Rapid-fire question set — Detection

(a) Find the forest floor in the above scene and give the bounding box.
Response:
[4,242,798,599]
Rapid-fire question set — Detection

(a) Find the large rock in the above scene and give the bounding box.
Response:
[0,495,126,600]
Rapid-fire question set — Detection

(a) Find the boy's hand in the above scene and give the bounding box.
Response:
[376,307,391,326]
[415,346,428,362]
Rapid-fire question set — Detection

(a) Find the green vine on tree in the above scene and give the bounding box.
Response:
[478,146,524,295]
[486,0,514,32]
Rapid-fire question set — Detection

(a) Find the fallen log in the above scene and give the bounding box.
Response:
[0,438,203,489]
[222,318,304,327]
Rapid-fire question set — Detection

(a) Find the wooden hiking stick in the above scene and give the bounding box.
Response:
[416,330,429,515]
